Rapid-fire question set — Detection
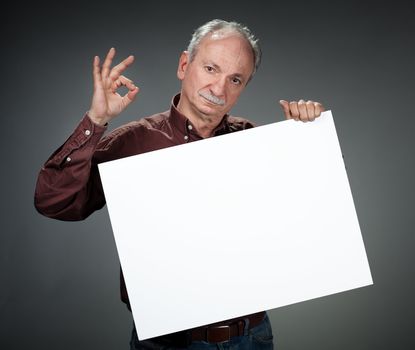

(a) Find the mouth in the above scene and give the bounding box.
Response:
[198,91,225,106]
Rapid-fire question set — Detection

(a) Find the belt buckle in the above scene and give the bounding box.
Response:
[206,325,231,343]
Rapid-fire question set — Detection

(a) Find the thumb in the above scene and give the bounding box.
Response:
[279,99,291,119]
[126,86,140,102]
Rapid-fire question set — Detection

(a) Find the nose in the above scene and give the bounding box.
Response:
[209,76,226,97]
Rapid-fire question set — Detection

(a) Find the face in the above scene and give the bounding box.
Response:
[177,33,255,124]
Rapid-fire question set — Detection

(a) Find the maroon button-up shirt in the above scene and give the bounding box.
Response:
[34,94,255,309]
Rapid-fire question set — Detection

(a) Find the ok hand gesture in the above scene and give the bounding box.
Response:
[88,48,139,126]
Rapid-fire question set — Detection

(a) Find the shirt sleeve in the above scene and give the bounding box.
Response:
[34,114,108,221]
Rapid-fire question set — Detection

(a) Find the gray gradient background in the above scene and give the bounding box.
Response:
[1,0,414,349]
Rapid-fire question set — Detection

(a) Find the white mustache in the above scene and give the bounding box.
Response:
[199,91,225,106]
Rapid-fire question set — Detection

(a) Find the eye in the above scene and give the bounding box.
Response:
[231,77,242,85]
[205,65,215,73]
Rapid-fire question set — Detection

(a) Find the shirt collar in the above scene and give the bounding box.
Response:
[169,93,230,138]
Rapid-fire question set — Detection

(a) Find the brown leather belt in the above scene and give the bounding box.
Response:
[188,311,266,343]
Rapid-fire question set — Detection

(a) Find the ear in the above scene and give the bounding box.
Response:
[177,51,189,81]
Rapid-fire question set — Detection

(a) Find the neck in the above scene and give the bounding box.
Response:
[176,99,223,138]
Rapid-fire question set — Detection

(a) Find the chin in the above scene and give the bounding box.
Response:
[199,106,224,119]
[202,101,228,114]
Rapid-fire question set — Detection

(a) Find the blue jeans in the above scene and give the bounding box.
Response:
[130,313,274,349]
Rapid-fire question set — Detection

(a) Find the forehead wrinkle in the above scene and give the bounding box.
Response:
[233,42,244,74]
[197,33,254,80]
[212,41,250,78]
[224,40,251,80]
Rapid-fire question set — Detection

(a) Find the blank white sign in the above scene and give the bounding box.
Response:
[98,111,373,340]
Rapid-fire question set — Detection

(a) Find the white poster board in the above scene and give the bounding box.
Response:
[98,111,372,340]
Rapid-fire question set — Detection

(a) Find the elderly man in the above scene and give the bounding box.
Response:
[35,19,324,349]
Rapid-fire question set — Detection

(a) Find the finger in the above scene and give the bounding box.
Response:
[127,86,140,101]
[314,102,325,117]
[279,100,291,119]
[101,47,116,79]
[111,74,140,105]
[306,100,315,121]
[92,55,102,89]
[121,85,140,107]
[109,55,135,81]
[111,75,136,92]
[289,101,300,121]
[119,75,137,90]
[297,99,308,122]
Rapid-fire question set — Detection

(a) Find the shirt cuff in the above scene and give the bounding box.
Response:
[51,114,107,166]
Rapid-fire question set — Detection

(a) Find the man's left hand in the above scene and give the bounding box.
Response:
[279,99,325,122]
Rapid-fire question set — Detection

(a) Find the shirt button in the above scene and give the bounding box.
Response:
[85,129,91,136]
[66,157,71,162]
[188,124,193,130]
[184,135,189,141]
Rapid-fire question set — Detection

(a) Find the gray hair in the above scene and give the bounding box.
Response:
[187,19,261,80]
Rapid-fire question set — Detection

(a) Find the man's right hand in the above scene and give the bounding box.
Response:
[88,48,139,126]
